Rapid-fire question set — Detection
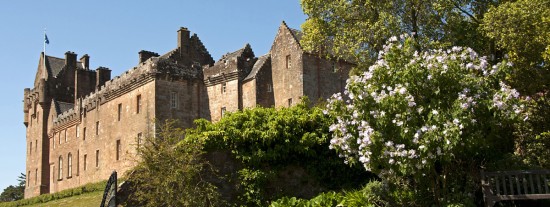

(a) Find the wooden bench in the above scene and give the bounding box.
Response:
[481,169,550,207]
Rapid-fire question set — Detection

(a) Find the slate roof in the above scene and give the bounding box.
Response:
[53,100,75,114]
[45,55,85,77]
[244,54,270,81]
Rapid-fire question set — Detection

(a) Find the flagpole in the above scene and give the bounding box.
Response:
[43,28,47,79]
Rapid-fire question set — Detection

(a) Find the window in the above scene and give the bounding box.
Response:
[83,127,86,140]
[35,140,37,152]
[267,84,273,93]
[136,95,141,114]
[332,63,337,73]
[58,132,61,145]
[221,107,226,117]
[96,121,99,136]
[137,133,143,149]
[34,169,37,185]
[76,125,80,138]
[288,98,293,107]
[58,156,63,180]
[67,153,72,178]
[27,171,30,187]
[116,140,121,161]
[221,82,227,93]
[64,130,67,143]
[83,154,87,171]
[30,141,32,155]
[83,110,87,118]
[286,55,291,69]
[170,92,178,109]
[76,150,79,176]
[118,103,122,121]
[95,150,99,168]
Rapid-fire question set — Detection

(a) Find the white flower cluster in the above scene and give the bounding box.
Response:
[325,34,525,175]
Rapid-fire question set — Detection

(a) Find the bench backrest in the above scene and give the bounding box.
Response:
[482,170,550,196]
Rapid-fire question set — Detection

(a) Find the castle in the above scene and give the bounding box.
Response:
[22,22,351,198]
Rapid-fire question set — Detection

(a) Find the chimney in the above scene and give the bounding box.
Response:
[138,50,159,63]
[177,27,190,55]
[65,51,77,69]
[96,67,111,88]
[80,54,90,69]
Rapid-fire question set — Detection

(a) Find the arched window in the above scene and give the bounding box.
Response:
[67,153,72,178]
[58,156,63,180]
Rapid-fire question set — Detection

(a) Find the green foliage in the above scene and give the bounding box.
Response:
[300,0,494,70]
[482,0,550,94]
[0,180,107,207]
[269,181,390,207]
[121,120,220,207]
[0,173,25,202]
[185,99,372,206]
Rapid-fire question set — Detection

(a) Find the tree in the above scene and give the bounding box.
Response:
[300,0,496,70]
[325,36,524,205]
[482,0,550,94]
[121,120,220,207]
[0,173,25,202]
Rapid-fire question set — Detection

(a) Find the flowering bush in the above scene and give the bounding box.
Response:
[325,35,526,204]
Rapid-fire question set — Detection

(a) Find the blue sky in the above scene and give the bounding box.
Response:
[0,0,306,191]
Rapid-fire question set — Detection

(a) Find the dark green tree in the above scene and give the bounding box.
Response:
[0,173,25,202]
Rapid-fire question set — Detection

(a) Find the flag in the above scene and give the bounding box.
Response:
[45,34,49,44]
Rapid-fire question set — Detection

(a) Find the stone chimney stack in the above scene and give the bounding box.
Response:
[65,51,77,69]
[138,50,159,63]
[80,54,90,69]
[177,27,190,55]
[96,67,111,88]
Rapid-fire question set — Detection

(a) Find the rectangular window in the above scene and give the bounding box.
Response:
[30,142,32,155]
[27,171,30,187]
[221,107,226,117]
[76,125,80,138]
[83,127,86,140]
[58,157,63,180]
[137,133,143,149]
[136,95,141,114]
[35,169,37,185]
[64,130,67,143]
[95,150,99,168]
[68,154,72,178]
[58,133,61,145]
[83,154,87,171]
[221,82,227,93]
[118,103,122,121]
[96,121,99,136]
[170,92,178,109]
[267,84,273,93]
[288,98,293,107]
[76,150,79,176]
[116,140,121,161]
[286,55,291,69]
[35,140,37,152]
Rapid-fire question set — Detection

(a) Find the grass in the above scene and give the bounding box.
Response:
[21,191,103,207]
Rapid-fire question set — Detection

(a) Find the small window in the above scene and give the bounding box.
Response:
[83,127,86,140]
[170,92,178,109]
[76,150,79,176]
[116,140,121,161]
[67,153,72,178]
[288,98,293,107]
[30,142,32,155]
[221,82,227,93]
[76,125,80,138]
[58,133,61,145]
[58,156,63,180]
[118,103,122,121]
[83,110,87,118]
[27,170,30,187]
[221,107,226,117]
[137,133,143,149]
[95,150,99,168]
[286,55,291,69]
[83,154,87,171]
[96,121,99,136]
[35,140,37,152]
[64,130,67,143]
[34,169,37,185]
[267,84,273,93]
[136,95,142,114]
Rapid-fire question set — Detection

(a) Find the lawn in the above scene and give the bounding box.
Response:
[21,191,103,207]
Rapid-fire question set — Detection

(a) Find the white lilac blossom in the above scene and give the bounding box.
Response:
[325,35,526,178]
